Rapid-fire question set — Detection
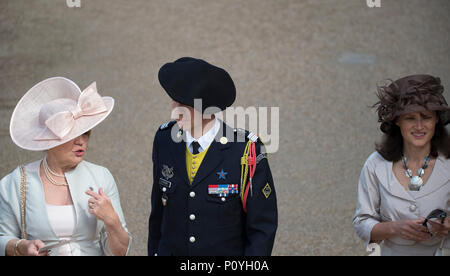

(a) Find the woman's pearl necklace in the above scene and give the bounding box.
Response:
[42,156,68,186]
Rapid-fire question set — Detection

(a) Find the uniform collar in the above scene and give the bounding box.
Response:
[185,118,220,154]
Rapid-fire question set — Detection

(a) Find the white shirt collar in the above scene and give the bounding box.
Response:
[186,118,221,154]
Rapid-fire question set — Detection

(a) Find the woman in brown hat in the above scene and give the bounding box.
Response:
[0,77,131,256]
[353,74,450,256]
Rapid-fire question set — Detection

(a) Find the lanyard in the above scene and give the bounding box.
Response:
[240,141,256,213]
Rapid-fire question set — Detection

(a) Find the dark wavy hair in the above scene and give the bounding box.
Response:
[375,113,450,162]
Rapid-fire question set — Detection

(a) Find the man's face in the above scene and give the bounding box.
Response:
[171,100,197,131]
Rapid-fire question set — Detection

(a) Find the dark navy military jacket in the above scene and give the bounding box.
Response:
[148,121,277,256]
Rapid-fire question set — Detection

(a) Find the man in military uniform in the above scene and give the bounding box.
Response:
[148,57,277,256]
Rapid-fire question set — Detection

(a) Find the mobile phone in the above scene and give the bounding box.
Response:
[38,240,71,253]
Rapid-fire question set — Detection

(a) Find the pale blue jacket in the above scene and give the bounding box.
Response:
[0,160,131,256]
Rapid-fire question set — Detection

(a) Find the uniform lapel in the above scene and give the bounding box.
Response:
[168,126,190,186]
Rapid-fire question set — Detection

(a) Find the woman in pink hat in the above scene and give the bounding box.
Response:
[0,77,131,256]
[353,74,450,256]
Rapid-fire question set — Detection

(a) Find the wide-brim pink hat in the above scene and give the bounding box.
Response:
[10,77,114,151]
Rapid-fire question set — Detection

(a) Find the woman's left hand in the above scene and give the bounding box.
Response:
[427,218,450,238]
[86,188,120,227]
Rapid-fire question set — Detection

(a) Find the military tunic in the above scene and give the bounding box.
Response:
[148,120,277,256]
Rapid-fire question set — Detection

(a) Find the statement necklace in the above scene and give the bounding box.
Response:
[401,154,430,191]
[43,156,68,186]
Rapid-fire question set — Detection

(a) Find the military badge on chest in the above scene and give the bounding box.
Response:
[208,184,238,198]
[160,165,174,206]
[207,169,238,202]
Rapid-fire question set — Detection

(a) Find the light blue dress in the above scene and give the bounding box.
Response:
[0,160,132,256]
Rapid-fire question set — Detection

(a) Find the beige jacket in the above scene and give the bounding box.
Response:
[353,152,450,256]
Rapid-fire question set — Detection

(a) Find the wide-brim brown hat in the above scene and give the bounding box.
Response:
[10,77,114,151]
[374,74,450,133]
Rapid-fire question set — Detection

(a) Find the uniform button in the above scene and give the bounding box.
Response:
[221,197,226,202]
[409,204,417,212]
[190,191,196,198]
[189,214,196,221]
[193,161,196,164]
[189,236,196,243]
[162,187,167,192]
[192,165,196,169]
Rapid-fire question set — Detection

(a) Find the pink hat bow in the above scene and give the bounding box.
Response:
[34,82,108,141]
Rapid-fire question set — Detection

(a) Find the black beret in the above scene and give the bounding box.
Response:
[158,57,236,113]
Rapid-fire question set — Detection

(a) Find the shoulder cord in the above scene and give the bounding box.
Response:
[240,141,256,213]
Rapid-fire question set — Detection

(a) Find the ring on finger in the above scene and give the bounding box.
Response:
[89,202,94,209]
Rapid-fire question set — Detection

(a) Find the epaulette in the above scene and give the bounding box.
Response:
[233,128,259,142]
[247,131,258,142]
[159,120,176,130]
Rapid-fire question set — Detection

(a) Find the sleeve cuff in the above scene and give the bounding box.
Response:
[100,228,132,256]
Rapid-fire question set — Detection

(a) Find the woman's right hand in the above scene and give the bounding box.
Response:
[17,239,48,256]
[392,219,430,241]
